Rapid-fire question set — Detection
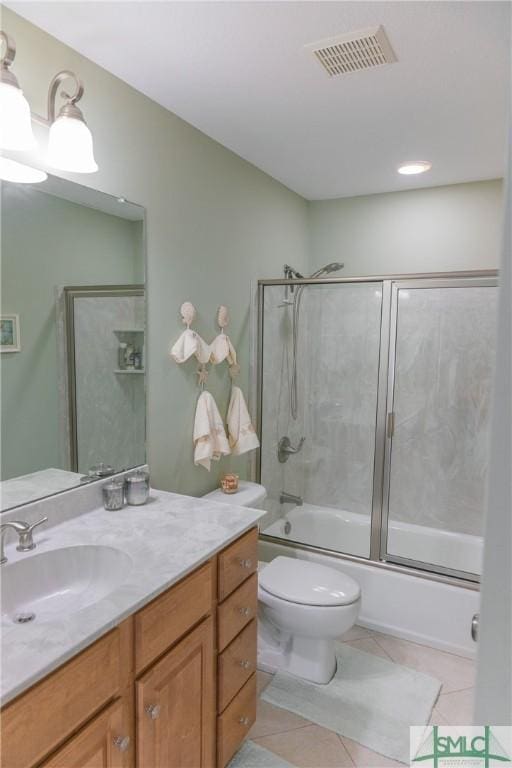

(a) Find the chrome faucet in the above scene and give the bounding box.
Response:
[0,517,48,565]
[279,491,303,506]
[277,436,305,463]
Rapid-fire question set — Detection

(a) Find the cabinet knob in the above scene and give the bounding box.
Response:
[239,659,252,670]
[113,736,130,752]
[145,703,161,720]
[239,607,251,616]
[239,716,250,726]
[239,558,253,569]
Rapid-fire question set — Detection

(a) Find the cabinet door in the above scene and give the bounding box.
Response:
[41,699,132,768]
[136,617,215,768]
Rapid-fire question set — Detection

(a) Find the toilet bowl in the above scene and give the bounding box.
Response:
[258,556,360,683]
[203,482,361,684]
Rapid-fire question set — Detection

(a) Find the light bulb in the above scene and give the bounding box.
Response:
[0,82,36,151]
[397,161,432,175]
[0,157,47,183]
[47,114,98,173]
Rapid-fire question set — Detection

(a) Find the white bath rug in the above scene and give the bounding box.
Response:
[228,741,294,768]
[261,642,441,765]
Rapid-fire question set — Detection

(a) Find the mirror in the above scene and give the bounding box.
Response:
[0,175,146,512]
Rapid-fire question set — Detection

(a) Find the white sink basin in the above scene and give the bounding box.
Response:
[1,545,132,623]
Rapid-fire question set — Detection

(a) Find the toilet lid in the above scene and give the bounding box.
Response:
[259,557,361,606]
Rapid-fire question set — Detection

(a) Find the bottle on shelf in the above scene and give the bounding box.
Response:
[118,342,127,370]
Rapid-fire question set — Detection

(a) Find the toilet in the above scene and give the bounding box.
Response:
[204,482,361,684]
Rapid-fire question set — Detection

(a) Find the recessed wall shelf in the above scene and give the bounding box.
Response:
[114,369,145,375]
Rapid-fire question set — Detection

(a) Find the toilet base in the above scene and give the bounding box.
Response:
[258,620,337,684]
[285,636,337,684]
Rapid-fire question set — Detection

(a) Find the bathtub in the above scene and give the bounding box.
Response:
[261,502,481,657]
[263,503,483,575]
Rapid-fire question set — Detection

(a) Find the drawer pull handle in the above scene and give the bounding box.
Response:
[239,659,252,669]
[239,607,251,616]
[113,736,130,752]
[145,704,161,720]
[239,716,250,726]
[239,558,253,569]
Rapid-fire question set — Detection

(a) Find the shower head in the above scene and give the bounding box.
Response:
[309,262,344,278]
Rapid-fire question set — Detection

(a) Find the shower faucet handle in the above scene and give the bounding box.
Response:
[277,436,305,463]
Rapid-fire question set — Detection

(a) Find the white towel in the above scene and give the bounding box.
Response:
[170,329,211,364]
[210,332,237,366]
[193,391,231,471]
[227,386,260,455]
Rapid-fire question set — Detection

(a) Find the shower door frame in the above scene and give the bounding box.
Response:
[380,275,499,583]
[256,270,497,589]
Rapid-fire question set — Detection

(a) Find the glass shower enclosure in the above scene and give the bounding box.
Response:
[256,273,497,583]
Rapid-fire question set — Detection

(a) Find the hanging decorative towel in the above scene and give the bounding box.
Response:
[210,305,240,377]
[227,386,260,455]
[193,390,231,470]
[169,302,211,364]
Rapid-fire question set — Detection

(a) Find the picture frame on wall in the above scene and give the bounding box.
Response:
[0,314,21,352]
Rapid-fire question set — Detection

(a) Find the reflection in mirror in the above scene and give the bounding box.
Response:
[0,175,145,512]
[65,286,145,474]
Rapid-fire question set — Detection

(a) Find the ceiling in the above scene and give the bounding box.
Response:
[9,1,510,200]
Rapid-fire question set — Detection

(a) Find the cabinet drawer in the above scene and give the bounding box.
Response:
[218,620,257,713]
[40,698,132,768]
[217,573,258,653]
[217,674,256,768]
[135,561,213,673]
[1,625,128,768]
[218,528,258,601]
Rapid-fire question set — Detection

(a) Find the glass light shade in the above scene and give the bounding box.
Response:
[0,157,47,183]
[0,82,36,151]
[47,115,98,173]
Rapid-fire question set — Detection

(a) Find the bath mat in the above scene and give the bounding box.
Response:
[261,643,441,765]
[228,741,294,768]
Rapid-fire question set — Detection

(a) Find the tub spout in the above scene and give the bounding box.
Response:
[280,491,303,506]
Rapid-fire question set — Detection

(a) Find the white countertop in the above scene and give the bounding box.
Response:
[0,489,265,706]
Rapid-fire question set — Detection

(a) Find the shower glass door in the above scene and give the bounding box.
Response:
[259,281,384,559]
[382,279,498,578]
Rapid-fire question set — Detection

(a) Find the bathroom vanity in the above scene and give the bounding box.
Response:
[0,489,263,768]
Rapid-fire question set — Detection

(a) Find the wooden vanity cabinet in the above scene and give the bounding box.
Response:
[39,699,131,768]
[136,617,215,768]
[0,527,259,768]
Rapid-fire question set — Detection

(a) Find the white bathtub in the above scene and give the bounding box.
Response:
[263,503,483,575]
[261,502,481,657]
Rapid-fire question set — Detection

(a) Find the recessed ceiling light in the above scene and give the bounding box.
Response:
[397,161,432,175]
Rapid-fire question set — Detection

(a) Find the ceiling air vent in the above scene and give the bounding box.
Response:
[307,25,396,77]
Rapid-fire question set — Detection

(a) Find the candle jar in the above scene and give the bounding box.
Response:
[220,473,239,494]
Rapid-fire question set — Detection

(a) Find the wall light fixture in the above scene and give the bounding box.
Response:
[0,30,98,183]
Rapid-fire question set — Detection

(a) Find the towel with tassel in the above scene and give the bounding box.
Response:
[227,386,260,455]
[193,390,231,470]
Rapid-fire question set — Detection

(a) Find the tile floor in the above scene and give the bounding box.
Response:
[248,625,475,767]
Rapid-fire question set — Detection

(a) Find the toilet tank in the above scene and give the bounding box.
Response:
[203,481,267,509]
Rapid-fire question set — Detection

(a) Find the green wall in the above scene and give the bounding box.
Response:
[308,179,503,276]
[1,7,309,496]
[1,185,142,480]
